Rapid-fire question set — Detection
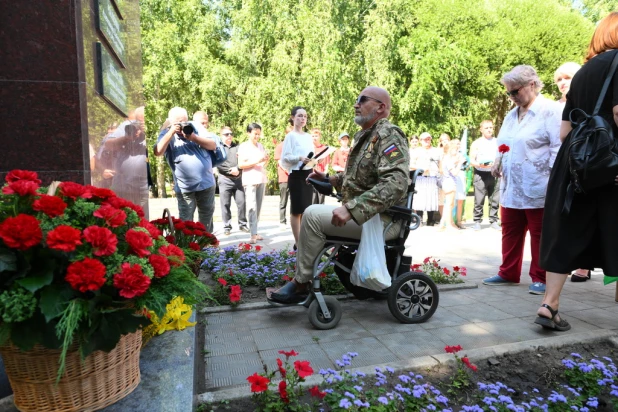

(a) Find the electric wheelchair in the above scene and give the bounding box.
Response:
[267,170,439,330]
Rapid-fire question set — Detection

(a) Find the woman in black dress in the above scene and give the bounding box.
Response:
[536,12,618,331]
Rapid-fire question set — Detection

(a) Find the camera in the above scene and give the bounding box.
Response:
[176,122,196,136]
[460,160,469,171]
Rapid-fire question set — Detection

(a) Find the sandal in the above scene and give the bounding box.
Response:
[249,238,257,245]
[534,304,571,331]
[253,234,264,241]
[570,270,591,282]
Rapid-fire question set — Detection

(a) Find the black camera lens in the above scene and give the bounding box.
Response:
[182,123,196,136]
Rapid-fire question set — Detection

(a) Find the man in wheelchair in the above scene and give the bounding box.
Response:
[270,86,411,304]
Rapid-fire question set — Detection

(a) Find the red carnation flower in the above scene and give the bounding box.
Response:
[293,360,313,378]
[93,205,127,227]
[2,180,39,196]
[453,266,460,272]
[498,144,510,154]
[282,275,291,281]
[165,235,176,244]
[278,380,289,403]
[217,278,228,286]
[125,229,153,257]
[188,242,201,251]
[148,254,171,278]
[59,181,92,199]
[65,258,107,293]
[113,262,151,298]
[319,272,327,278]
[83,226,117,256]
[159,244,185,267]
[32,195,67,217]
[139,219,162,239]
[174,221,186,230]
[443,267,450,275]
[0,214,42,250]
[445,345,463,354]
[278,349,299,358]
[255,245,262,252]
[276,358,286,377]
[246,373,269,393]
[423,257,431,264]
[309,385,327,399]
[5,170,41,184]
[85,185,116,199]
[46,225,82,252]
[103,197,144,218]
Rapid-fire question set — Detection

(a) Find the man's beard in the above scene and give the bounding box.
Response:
[354,108,378,127]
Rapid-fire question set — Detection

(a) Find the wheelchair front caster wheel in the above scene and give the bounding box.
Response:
[308,296,342,330]
[388,271,439,324]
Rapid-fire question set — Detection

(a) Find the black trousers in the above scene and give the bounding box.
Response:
[218,175,247,229]
[279,182,289,224]
[473,170,500,223]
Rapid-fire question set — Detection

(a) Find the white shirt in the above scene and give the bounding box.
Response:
[497,95,562,209]
[238,142,267,186]
[279,131,314,173]
[470,137,497,172]
[410,147,441,176]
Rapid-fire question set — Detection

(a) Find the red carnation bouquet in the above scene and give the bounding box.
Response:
[0,170,209,378]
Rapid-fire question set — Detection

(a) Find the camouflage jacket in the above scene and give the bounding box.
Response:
[333,118,410,225]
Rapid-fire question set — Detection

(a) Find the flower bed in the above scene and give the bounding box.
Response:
[201,244,347,305]
[200,342,618,411]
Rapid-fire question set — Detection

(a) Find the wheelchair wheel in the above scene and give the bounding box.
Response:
[387,271,439,324]
[308,296,342,330]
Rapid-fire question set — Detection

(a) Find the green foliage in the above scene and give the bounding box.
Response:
[55,299,88,381]
[141,0,595,194]
[0,284,37,323]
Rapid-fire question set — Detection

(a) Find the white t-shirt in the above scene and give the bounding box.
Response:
[470,137,498,172]
[238,141,267,186]
[279,131,314,173]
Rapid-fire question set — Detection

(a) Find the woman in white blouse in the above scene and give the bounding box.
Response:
[279,106,314,245]
[238,123,269,244]
[483,65,562,295]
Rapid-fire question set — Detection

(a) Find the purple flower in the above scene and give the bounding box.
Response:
[385,366,395,374]
[571,353,582,358]
[339,398,352,409]
[586,398,598,408]
[436,395,449,405]
[354,385,363,392]
[399,375,411,383]
[353,399,370,408]
[343,391,355,399]
[377,396,388,405]
[348,352,358,357]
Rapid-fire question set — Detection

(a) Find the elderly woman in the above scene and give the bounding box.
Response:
[537,12,618,331]
[482,65,561,295]
[410,132,440,225]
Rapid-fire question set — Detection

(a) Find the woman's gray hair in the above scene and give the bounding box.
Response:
[500,65,543,92]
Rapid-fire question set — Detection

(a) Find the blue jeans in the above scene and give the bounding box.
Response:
[176,186,216,232]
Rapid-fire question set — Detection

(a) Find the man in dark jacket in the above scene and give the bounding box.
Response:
[217,127,249,235]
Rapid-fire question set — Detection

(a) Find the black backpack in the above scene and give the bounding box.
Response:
[564,52,618,214]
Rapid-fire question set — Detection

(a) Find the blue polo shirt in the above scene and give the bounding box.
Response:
[157,126,215,194]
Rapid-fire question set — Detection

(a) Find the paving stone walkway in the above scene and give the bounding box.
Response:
[150,196,618,394]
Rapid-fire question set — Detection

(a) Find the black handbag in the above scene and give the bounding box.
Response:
[564,51,618,214]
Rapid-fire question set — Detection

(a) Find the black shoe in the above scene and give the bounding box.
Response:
[224,229,231,236]
[239,226,250,233]
[269,282,307,304]
[570,270,591,282]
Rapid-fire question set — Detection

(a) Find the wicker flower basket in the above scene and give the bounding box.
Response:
[0,331,141,412]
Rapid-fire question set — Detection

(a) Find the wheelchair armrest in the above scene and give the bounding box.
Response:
[307,178,334,197]
[383,205,412,222]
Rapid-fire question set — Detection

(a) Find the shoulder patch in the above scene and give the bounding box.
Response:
[383,143,404,163]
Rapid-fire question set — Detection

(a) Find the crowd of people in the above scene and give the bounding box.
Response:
[102,12,617,332]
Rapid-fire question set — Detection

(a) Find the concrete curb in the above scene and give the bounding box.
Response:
[0,395,13,411]
[200,281,477,314]
[194,329,618,405]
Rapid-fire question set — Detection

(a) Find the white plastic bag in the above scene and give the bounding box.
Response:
[350,214,391,291]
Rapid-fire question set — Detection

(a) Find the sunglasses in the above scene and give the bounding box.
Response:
[356,95,384,105]
[222,132,233,136]
[505,85,527,97]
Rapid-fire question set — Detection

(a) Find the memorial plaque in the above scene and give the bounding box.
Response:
[94,0,126,65]
[95,42,128,115]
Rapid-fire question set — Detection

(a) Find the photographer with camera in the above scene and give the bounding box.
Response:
[155,107,217,232]
[469,120,500,231]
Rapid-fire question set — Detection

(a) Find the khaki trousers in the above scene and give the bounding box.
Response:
[295,205,402,283]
